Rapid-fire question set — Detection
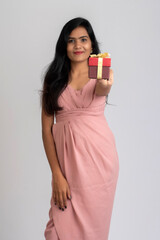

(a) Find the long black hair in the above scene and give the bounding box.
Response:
[40,17,109,116]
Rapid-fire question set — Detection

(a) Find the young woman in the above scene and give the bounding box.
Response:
[41,17,119,240]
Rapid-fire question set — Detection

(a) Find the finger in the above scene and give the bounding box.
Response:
[109,76,113,84]
[110,68,113,75]
[67,188,72,200]
[58,192,64,210]
[108,77,113,84]
[97,79,108,86]
[62,192,67,209]
[109,69,114,83]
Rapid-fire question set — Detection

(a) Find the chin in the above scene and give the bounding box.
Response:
[72,58,88,63]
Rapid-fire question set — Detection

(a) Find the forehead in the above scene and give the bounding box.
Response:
[68,26,89,38]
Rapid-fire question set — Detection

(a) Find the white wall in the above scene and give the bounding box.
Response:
[0,0,160,239]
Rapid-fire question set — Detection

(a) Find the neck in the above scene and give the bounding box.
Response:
[70,60,89,77]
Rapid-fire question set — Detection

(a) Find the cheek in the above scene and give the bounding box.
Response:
[85,42,92,51]
[67,46,72,55]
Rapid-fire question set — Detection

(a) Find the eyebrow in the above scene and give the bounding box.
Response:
[68,36,88,39]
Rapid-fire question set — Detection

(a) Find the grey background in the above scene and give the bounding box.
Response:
[1,0,160,239]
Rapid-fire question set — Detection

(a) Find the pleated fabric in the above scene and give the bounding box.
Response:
[44,78,119,240]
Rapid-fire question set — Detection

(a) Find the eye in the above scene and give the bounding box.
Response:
[68,39,74,43]
[81,38,87,42]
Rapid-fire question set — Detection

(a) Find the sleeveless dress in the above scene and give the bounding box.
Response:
[44,78,119,240]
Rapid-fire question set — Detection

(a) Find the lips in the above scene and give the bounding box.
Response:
[74,51,84,55]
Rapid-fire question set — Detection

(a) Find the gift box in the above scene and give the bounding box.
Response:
[88,52,111,79]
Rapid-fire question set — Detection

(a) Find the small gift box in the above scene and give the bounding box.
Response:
[88,52,111,79]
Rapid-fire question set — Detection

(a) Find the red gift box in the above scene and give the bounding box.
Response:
[88,54,111,79]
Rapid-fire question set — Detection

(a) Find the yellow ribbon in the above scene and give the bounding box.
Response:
[90,52,111,58]
[97,58,103,79]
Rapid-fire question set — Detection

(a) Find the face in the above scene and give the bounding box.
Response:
[66,26,92,63]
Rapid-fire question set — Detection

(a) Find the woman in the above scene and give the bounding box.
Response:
[41,17,119,240]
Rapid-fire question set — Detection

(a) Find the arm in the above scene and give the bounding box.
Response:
[41,107,72,210]
[41,107,63,178]
[95,69,114,96]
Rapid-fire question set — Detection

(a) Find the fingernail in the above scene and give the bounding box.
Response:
[62,208,64,211]
[69,196,72,200]
[65,206,67,208]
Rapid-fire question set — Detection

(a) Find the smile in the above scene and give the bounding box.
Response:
[74,51,84,55]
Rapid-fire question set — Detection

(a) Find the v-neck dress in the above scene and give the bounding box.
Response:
[44,78,119,240]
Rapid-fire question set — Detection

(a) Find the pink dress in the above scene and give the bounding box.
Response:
[44,78,119,240]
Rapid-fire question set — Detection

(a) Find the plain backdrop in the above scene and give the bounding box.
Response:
[1,0,160,239]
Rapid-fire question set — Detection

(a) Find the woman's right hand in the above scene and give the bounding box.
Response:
[52,172,72,211]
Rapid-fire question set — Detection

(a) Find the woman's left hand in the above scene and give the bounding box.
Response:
[97,68,114,88]
[95,69,114,96]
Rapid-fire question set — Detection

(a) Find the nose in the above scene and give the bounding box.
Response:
[74,39,81,49]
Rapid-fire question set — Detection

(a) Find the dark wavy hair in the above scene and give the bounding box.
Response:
[40,17,110,116]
